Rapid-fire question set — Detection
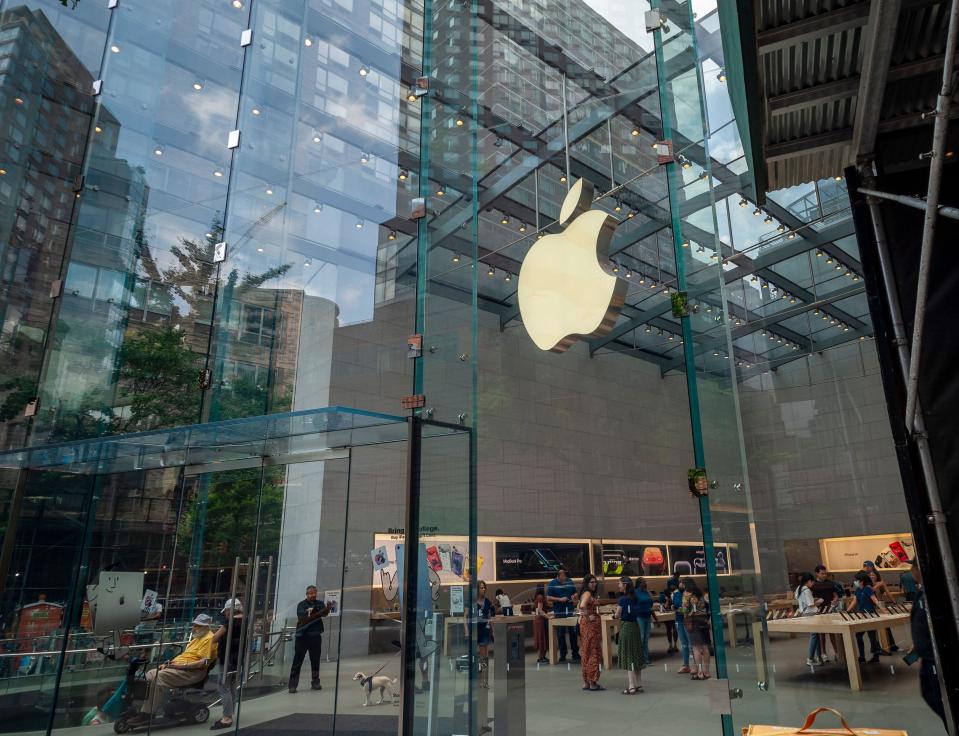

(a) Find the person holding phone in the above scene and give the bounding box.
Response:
[288,585,329,693]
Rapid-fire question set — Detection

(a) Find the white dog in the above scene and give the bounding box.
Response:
[352,672,397,706]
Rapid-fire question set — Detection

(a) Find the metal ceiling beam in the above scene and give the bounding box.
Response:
[758,199,862,272]
[765,129,852,161]
[851,0,902,159]
[757,2,871,54]
[737,328,874,379]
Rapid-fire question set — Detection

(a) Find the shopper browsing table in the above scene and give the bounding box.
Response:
[533,584,548,664]
[475,581,494,689]
[795,572,825,666]
[288,585,329,693]
[633,577,653,663]
[847,572,883,663]
[867,568,899,654]
[659,578,679,654]
[614,577,645,694]
[673,580,691,674]
[810,564,843,662]
[577,574,604,691]
[547,567,579,663]
[682,582,711,680]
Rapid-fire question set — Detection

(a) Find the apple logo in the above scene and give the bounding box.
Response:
[518,178,627,352]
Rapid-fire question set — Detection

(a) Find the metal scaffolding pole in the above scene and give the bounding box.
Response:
[858,187,959,221]
[904,0,959,433]
[866,192,959,736]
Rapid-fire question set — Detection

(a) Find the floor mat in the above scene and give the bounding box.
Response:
[238,713,397,736]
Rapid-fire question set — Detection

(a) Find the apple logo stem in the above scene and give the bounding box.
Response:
[518,178,626,352]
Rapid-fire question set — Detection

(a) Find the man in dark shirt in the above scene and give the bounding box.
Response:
[546,567,579,663]
[908,561,946,727]
[288,585,329,693]
[810,564,841,663]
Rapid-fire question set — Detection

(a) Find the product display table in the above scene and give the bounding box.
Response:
[547,616,578,665]
[761,611,911,691]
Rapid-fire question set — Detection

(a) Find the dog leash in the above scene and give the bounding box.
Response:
[362,649,402,689]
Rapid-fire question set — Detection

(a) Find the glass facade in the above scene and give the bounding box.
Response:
[0,1,946,736]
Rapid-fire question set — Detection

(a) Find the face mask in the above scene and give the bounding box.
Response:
[854,580,862,589]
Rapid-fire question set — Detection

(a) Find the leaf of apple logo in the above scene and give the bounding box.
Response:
[518,178,627,352]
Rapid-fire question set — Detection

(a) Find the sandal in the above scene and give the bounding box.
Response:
[622,688,633,695]
[634,685,644,693]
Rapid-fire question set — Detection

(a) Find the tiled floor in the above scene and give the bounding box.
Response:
[41,629,946,736]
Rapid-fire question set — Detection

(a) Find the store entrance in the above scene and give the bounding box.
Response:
[0,408,473,736]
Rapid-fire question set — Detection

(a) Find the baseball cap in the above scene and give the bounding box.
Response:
[863,560,876,567]
[221,598,243,612]
[192,613,213,626]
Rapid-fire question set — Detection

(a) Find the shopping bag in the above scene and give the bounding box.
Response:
[743,707,908,735]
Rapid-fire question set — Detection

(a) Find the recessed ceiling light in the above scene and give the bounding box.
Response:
[192,81,203,91]
[213,167,224,177]
[232,0,242,7]
[110,45,120,53]
[153,145,163,156]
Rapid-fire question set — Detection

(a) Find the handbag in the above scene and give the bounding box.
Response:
[743,706,908,735]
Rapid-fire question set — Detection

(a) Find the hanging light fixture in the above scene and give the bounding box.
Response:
[388,230,397,241]
[487,265,495,277]
[753,207,762,217]
[359,64,370,77]
[518,222,527,233]
[398,169,409,181]
[452,253,460,263]
[738,198,749,208]
[355,218,364,229]
[313,201,322,213]
[500,213,509,225]
[717,67,727,83]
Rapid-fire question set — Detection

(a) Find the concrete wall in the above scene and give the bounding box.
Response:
[739,341,909,589]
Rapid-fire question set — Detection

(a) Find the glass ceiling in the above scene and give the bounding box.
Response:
[0,407,465,475]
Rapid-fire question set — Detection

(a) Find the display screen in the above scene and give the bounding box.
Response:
[667,545,731,576]
[599,545,668,577]
[495,542,590,580]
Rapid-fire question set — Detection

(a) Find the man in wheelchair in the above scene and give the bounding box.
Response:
[128,614,217,725]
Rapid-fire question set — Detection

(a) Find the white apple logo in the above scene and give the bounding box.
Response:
[518,178,626,352]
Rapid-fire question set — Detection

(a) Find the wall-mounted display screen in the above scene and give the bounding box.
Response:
[666,544,731,576]
[600,545,667,576]
[495,542,590,581]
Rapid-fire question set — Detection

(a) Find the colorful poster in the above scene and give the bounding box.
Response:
[600,545,667,577]
[667,545,731,576]
[371,545,389,571]
[450,585,464,614]
[821,534,914,571]
[324,590,340,617]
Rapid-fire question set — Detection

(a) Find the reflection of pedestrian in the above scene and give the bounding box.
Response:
[288,586,328,693]
[210,599,245,730]
[907,561,946,729]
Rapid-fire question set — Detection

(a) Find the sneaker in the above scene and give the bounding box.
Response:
[817,655,827,665]
[805,658,817,667]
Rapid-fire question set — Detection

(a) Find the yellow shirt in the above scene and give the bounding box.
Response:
[172,631,215,665]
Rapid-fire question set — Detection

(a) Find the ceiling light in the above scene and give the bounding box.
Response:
[360,151,371,164]
[835,262,843,270]
[777,223,786,233]
[627,211,635,218]
[753,208,762,217]
[816,250,823,258]
[668,333,675,341]
[500,214,509,225]
[153,145,163,156]
[192,81,203,91]
[304,259,312,267]
[256,246,264,252]
[843,325,850,331]
[0,168,5,175]
[625,270,632,279]
[519,222,527,233]
[304,36,313,47]
[750,275,758,283]
[95,125,102,133]
[761,281,769,289]
[407,89,417,102]
[213,167,224,177]
[825,255,834,264]
[487,266,495,277]
[738,198,748,208]
[455,116,464,127]
[645,325,652,333]
[814,308,820,315]
[681,157,692,170]
[110,44,120,53]
[355,218,364,229]
[312,129,322,143]
[717,68,727,83]
[613,201,622,213]
[251,107,261,115]
[649,280,657,289]
[359,64,369,77]
[232,0,243,7]
[313,201,322,213]
[834,175,842,181]
[452,253,460,263]
[763,215,773,224]
[386,230,396,241]
[612,262,620,273]
[398,169,409,181]
[505,272,512,282]
[559,174,567,183]
[631,128,640,137]
[789,296,797,304]
[822,313,829,320]
[853,274,861,282]
[436,189,444,196]
[786,231,796,239]
[265,184,273,195]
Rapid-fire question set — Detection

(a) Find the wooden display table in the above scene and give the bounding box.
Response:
[761,611,910,691]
